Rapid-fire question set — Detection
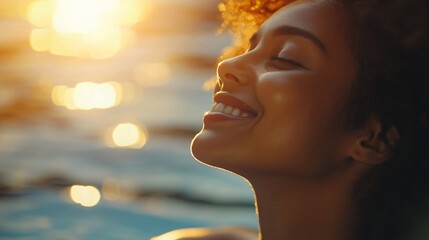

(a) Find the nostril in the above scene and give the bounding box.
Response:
[225,73,239,82]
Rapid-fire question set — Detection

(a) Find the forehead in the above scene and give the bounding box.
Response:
[258,0,359,98]
[259,0,348,55]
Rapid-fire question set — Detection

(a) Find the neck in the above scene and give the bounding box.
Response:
[248,167,364,240]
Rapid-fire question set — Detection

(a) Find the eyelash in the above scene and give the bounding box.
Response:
[271,57,305,69]
[245,41,306,69]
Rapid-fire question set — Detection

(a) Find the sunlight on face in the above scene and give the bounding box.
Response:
[51,82,122,110]
[27,0,150,59]
[69,185,101,207]
[105,123,148,149]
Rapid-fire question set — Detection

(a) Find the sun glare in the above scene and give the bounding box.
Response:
[70,185,101,207]
[27,0,150,59]
[53,0,117,34]
[105,123,147,149]
[134,62,171,87]
[51,82,122,110]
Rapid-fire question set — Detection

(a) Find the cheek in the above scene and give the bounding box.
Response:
[257,72,321,121]
[257,71,345,127]
[250,73,341,171]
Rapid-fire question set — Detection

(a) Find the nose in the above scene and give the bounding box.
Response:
[216,54,255,91]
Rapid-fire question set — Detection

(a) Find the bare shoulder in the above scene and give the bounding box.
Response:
[151,227,259,240]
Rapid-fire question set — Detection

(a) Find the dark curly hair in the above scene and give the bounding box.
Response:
[218,0,429,239]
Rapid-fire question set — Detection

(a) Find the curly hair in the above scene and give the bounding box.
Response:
[343,1,429,239]
[218,0,429,239]
[218,0,293,59]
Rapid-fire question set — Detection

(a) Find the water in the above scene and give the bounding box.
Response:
[0,0,258,238]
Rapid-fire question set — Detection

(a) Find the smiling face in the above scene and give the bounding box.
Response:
[191,0,359,179]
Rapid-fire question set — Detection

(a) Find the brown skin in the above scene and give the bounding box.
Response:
[192,0,360,179]
[155,1,395,240]
[151,227,258,240]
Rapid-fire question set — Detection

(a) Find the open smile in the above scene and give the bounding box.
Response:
[210,102,253,118]
[204,92,257,122]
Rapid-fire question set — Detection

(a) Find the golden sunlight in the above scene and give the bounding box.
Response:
[105,123,147,149]
[27,0,150,59]
[69,185,101,207]
[154,228,212,240]
[134,62,171,87]
[51,82,122,110]
[53,0,117,34]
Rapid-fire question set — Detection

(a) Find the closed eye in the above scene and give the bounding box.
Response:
[270,57,307,70]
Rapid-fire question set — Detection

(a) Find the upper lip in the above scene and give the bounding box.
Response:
[213,91,258,116]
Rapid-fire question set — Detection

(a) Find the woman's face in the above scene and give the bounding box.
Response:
[191,0,358,178]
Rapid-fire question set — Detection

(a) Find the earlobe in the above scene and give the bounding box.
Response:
[347,118,399,165]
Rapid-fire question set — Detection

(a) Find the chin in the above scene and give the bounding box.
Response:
[190,130,213,164]
[191,129,232,170]
[192,134,251,182]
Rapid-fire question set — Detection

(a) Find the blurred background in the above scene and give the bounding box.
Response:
[0,0,257,239]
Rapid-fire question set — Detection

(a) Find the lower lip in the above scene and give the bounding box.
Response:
[203,112,253,123]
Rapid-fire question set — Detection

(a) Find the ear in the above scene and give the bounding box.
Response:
[346,118,400,165]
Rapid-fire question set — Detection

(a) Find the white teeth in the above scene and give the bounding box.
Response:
[223,106,233,114]
[215,103,225,112]
[231,108,241,117]
[211,102,252,118]
[210,103,217,111]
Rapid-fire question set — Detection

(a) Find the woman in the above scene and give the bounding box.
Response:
[153,0,429,239]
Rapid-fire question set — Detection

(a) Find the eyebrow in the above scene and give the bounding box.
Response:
[251,25,327,54]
